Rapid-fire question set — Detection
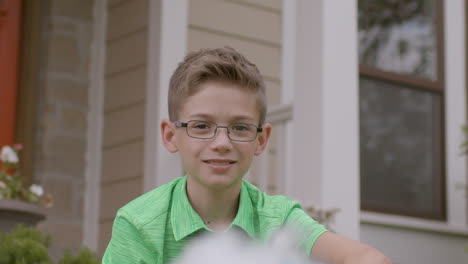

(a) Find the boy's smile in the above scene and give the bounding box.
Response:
[161,81,271,192]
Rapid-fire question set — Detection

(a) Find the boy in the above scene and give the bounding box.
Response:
[103,47,391,264]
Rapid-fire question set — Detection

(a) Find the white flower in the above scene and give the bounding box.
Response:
[30,184,44,197]
[1,146,19,163]
[0,181,5,189]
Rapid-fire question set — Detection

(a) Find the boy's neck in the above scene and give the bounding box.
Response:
[186,178,241,232]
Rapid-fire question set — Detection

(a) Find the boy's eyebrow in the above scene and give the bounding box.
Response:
[187,113,256,123]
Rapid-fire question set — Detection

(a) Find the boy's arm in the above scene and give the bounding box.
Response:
[102,210,157,264]
[311,232,392,264]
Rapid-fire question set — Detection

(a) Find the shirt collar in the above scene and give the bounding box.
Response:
[230,181,256,239]
[171,177,256,241]
[171,177,207,241]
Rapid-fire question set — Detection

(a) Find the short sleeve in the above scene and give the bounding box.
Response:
[102,210,157,264]
[284,207,328,256]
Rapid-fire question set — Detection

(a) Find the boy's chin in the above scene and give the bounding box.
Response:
[194,174,243,190]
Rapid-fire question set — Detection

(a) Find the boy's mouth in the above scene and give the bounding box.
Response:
[203,159,236,166]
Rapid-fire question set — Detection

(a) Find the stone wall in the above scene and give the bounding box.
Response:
[33,0,94,259]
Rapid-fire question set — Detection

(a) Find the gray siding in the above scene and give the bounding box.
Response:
[98,0,148,254]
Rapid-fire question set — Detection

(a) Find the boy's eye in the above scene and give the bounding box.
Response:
[191,122,211,130]
[231,124,250,131]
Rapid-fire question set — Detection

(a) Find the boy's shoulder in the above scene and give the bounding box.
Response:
[117,177,184,227]
[242,180,301,218]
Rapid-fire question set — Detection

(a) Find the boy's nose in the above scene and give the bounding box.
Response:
[210,127,233,151]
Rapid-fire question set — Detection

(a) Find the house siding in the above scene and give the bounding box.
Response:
[98,0,149,254]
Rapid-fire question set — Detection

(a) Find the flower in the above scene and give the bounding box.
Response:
[29,184,44,197]
[0,144,53,207]
[1,146,19,163]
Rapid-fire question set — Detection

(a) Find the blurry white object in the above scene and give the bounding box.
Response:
[0,146,18,163]
[29,184,44,197]
[173,228,316,264]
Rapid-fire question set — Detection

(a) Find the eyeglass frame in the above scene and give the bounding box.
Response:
[172,120,263,142]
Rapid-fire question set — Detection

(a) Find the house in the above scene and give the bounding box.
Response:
[1,0,467,263]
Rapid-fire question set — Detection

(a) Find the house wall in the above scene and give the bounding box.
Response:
[31,0,94,259]
[361,223,468,264]
[97,0,149,254]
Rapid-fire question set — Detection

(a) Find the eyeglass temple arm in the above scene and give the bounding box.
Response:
[172,121,187,127]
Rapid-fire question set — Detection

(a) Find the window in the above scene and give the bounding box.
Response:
[358,0,446,220]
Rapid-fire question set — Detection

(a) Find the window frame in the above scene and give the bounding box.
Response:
[359,0,447,220]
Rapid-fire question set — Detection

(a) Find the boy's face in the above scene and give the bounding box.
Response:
[161,81,271,191]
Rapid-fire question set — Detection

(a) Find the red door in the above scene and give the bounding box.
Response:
[0,0,21,148]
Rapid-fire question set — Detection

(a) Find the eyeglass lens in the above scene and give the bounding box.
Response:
[186,120,257,141]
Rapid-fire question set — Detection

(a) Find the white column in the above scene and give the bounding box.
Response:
[83,0,107,251]
[144,0,188,191]
[288,0,360,239]
[444,0,467,228]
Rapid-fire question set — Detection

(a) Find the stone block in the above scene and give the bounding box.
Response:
[51,0,94,20]
[47,33,80,74]
[45,79,89,106]
[41,176,75,219]
[38,103,60,131]
[38,220,83,260]
[44,134,86,157]
[61,106,88,134]
[41,135,86,178]
[42,153,85,180]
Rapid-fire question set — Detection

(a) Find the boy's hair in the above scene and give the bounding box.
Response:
[168,47,267,124]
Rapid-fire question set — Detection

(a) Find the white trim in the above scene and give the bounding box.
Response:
[281,0,296,105]
[444,0,467,228]
[144,0,188,191]
[266,104,292,124]
[361,212,468,237]
[83,0,107,251]
[320,0,359,239]
[281,0,296,198]
[289,0,360,239]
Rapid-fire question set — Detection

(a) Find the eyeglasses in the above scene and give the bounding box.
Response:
[173,120,263,142]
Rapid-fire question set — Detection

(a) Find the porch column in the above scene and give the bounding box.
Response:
[144,0,188,190]
[285,0,360,239]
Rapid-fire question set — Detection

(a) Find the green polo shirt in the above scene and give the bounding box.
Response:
[102,176,327,264]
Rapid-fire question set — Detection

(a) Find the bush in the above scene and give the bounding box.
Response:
[0,225,52,264]
[58,249,100,264]
[0,225,100,264]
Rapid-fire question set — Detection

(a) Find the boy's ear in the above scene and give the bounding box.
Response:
[161,119,179,153]
[254,123,272,156]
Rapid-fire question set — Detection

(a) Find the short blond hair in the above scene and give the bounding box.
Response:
[168,47,267,124]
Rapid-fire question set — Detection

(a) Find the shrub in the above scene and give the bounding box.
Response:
[0,225,100,264]
[0,225,52,264]
[58,249,100,264]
